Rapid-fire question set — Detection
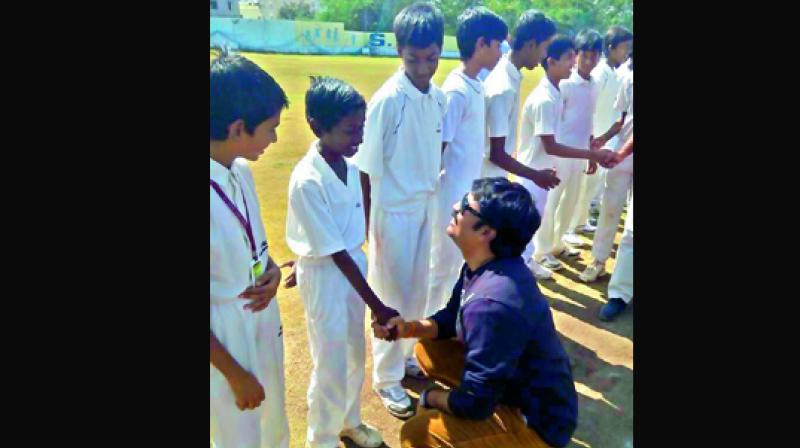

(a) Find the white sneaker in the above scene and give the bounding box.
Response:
[405,358,425,379]
[577,223,596,234]
[527,259,553,279]
[555,245,581,258]
[562,232,585,247]
[580,261,606,282]
[373,384,414,418]
[537,254,564,271]
[340,422,384,448]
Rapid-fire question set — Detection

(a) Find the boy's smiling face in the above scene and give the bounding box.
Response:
[547,49,576,81]
[399,43,441,92]
[576,50,600,77]
[231,112,281,162]
[318,107,366,158]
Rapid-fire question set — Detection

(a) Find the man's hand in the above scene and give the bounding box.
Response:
[227,368,265,411]
[529,168,560,190]
[372,315,404,341]
[279,260,297,289]
[239,261,281,312]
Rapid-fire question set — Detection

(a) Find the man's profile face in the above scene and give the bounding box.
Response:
[447,192,488,252]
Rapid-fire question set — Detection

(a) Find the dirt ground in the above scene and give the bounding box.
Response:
[212,52,633,448]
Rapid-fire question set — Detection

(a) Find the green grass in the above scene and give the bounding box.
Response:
[211,51,632,448]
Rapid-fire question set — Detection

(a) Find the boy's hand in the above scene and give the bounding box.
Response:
[227,368,266,411]
[590,136,607,151]
[586,161,598,175]
[372,315,405,341]
[279,260,297,289]
[371,308,400,341]
[239,262,281,312]
[529,169,560,190]
[591,150,618,168]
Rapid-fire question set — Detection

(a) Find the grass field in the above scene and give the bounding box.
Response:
[211,52,633,448]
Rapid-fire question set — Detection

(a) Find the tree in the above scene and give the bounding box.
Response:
[279,0,316,21]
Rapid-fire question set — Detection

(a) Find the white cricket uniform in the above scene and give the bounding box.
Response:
[585,58,625,209]
[426,67,485,317]
[286,142,368,447]
[210,158,289,448]
[352,69,446,390]
[482,54,522,179]
[607,193,633,303]
[592,71,633,264]
[518,76,571,261]
[556,70,600,231]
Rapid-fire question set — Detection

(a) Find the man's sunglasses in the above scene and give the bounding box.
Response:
[453,193,485,222]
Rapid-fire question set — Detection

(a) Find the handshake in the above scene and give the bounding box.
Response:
[589,136,624,169]
[370,306,408,342]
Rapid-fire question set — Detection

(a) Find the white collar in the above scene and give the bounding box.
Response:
[502,54,521,83]
[210,157,233,185]
[569,69,592,85]
[396,68,427,100]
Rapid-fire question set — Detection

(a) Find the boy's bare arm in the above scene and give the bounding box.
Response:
[210,331,265,410]
[541,135,616,166]
[488,137,560,189]
[359,171,371,238]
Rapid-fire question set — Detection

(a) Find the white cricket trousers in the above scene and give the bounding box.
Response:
[533,158,584,259]
[591,156,633,264]
[297,248,368,447]
[570,166,607,229]
[519,177,549,264]
[426,176,469,318]
[210,299,290,448]
[369,198,434,390]
[607,195,633,302]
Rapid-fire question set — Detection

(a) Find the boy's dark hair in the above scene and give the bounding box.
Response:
[305,76,366,134]
[393,2,445,50]
[210,53,289,140]
[575,29,603,53]
[471,177,540,258]
[511,9,556,51]
[456,7,508,61]
[604,25,633,56]
[541,35,575,70]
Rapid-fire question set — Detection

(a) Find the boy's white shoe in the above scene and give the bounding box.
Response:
[373,384,414,418]
[537,254,564,271]
[580,260,607,282]
[340,422,384,448]
[527,259,553,279]
[555,246,581,258]
[562,232,585,247]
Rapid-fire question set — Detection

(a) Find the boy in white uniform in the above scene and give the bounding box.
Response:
[599,134,634,321]
[518,36,617,272]
[352,2,447,418]
[482,9,561,279]
[581,58,634,283]
[210,54,290,448]
[577,26,633,231]
[559,29,603,248]
[425,7,508,318]
[285,77,395,448]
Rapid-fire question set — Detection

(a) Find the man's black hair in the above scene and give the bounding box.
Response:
[456,7,508,61]
[471,177,541,258]
[541,35,575,70]
[575,29,603,54]
[305,76,366,135]
[210,53,289,140]
[511,9,557,51]
[604,25,633,57]
[393,2,445,50]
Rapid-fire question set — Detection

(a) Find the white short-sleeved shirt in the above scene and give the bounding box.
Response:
[558,69,598,150]
[210,157,270,304]
[591,58,623,137]
[440,67,486,191]
[351,68,446,212]
[286,141,366,258]
[482,54,522,178]
[518,76,563,170]
[611,70,633,151]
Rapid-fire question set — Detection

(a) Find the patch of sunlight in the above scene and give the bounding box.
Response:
[571,437,592,447]
[538,283,586,308]
[552,309,633,370]
[575,381,620,411]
